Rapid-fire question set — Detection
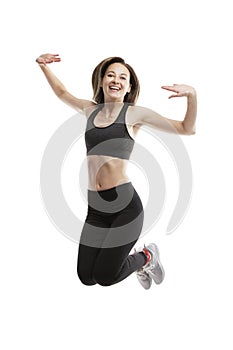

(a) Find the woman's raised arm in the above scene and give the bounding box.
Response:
[133,84,197,135]
[36,53,94,112]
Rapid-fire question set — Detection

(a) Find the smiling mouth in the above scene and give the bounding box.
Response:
[109,86,121,91]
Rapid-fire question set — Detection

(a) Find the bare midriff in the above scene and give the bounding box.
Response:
[87,155,130,191]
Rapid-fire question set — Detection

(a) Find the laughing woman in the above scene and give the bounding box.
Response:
[36,53,196,289]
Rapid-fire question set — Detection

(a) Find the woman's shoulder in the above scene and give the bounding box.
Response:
[82,102,99,119]
[126,104,145,125]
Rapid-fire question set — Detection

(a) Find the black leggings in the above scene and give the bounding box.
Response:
[77,182,146,286]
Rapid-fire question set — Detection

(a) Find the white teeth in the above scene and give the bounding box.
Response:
[110,86,120,91]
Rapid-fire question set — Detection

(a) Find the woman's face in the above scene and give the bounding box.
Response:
[101,63,131,102]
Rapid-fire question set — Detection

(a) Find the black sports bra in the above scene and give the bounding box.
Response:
[85,103,135,160]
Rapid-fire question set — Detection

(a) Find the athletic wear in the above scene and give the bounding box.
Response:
[85,103,135,160]
[136,243,165,288]
[136,267,152,290]
[79,104,165,288]
[77,182,146,286]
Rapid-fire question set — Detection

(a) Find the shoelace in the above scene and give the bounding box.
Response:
[136,269,147,277]
[136,262,156,277]
[143,263,156,274]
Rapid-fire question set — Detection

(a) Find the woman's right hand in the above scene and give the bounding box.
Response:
[36,53,61,65]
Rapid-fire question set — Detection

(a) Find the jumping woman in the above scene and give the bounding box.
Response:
[36,53,197,289]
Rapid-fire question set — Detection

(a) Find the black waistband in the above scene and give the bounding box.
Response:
[87,182,134,213]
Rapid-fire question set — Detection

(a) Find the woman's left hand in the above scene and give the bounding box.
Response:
[161,84,196,99]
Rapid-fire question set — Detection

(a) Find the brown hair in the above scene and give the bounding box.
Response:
[92,57,140,104]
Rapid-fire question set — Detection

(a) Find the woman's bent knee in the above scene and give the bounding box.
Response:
[77,268,96,286]
[93,270,117,286]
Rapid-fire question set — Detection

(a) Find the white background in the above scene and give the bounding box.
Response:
[1,0,233,349]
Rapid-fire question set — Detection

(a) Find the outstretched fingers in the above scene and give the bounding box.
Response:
[50,54,61,62]
[161,84,193,98]
[36,53,61,65]
[161,84,181,98]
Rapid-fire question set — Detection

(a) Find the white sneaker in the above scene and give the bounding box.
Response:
[143,243,165,285]
[136,268,152,290]
[135,246,152,290]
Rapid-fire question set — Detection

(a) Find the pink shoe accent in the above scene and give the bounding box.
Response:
[143,248,151,265]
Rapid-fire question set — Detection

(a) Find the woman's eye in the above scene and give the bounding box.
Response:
[107,74,114,78]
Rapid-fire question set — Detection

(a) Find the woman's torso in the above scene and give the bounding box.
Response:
[85,103,139,191]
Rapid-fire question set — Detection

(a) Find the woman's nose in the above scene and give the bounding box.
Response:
[112,76,120,84]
